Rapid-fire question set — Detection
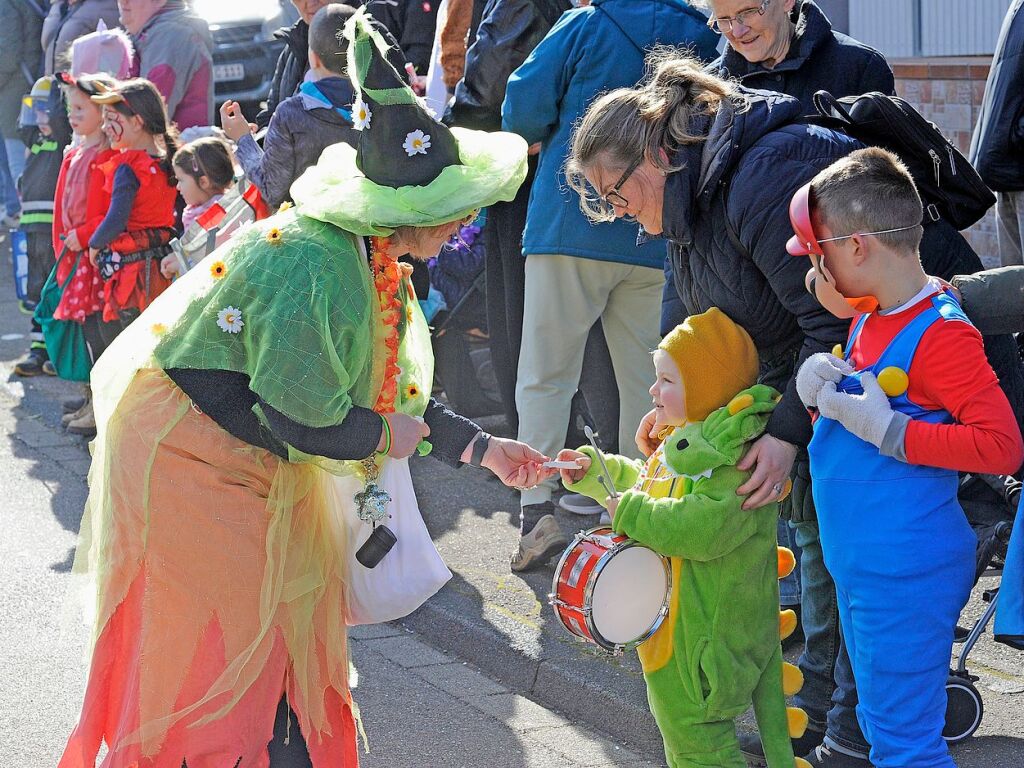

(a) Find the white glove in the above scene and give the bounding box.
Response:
[816,372,896,448]
[796,353,853,409]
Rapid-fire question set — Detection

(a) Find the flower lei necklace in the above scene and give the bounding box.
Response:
[371,235,404,413]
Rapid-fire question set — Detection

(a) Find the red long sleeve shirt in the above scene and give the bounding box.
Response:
[848,287,1023,475]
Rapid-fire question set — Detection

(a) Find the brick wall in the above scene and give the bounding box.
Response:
[892,57,999,267]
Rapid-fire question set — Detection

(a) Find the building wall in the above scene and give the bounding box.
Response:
[848,0,1010,58]
[893,57,999,266]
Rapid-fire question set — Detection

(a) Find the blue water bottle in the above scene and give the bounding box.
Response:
[10,228,28,301]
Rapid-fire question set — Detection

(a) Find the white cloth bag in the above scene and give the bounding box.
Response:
[331,457,452,625]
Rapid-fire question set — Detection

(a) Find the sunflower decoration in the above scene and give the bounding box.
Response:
[150,322,167,336]
[266,227,283,246]
[209,260,228,280]
[404,383,420,400]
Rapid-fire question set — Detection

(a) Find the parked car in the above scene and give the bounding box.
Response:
[192,0,299,116]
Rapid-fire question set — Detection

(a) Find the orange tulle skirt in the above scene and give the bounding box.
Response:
[60,369,358,767]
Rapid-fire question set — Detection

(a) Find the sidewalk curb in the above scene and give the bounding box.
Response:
[397,589,665,760]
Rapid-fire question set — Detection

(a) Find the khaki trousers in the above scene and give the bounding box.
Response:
[516,254,663,508]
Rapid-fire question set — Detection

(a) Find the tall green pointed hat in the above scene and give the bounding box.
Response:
[290,8,528,236]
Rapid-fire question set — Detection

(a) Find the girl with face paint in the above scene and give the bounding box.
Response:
[86,78,180,346]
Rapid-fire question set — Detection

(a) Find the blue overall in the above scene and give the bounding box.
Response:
[809,293,975,768]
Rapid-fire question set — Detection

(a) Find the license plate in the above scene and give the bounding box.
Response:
[214,63,245,82]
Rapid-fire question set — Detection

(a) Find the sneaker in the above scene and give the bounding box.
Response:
[67,401,96,437]
[558,492,605,516]
[42,359,56,376]
[14,349,49,377]
[739,728,825,767]
[511,513,568,573]
[803,743,873,767]
[63,400,90,426]
[63,396,87,414]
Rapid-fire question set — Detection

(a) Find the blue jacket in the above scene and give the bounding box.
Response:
[501,0,717,267]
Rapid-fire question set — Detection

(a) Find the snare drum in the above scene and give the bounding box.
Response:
[549,526,670,654]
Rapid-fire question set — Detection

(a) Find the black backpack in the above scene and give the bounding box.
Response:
[810,90,996,231]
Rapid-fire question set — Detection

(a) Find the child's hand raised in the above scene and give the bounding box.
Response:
[554,449,589,485]
[159,253,181,280]
[605,495,618,521]
[219,101,252,142]
[635,408,660,457]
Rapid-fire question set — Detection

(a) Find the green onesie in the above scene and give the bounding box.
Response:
[566,385,807,768]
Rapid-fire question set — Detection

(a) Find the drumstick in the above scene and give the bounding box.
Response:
[584,426,619,499]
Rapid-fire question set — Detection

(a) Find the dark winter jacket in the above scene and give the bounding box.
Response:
[446,0,570,131]
[502,0,717,267]
[0,0,44,136]
[256,14,408,130]
[712,0,894,117]
[970,0,1024,192]
[661,90,860,447]
[236,77,359,208]
[19,92,71,233]
[365,0,439,75]
[41,0,120,74]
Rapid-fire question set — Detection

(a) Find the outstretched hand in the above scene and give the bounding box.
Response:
[480,436,556,489]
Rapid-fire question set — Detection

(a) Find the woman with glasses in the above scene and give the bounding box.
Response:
[499,0,717,571]
[700,0,893,113]
[685,6,896,766]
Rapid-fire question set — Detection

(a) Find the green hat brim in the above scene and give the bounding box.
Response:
[289,127,529,236]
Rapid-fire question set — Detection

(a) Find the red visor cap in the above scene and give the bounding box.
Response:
[786,182,822,257]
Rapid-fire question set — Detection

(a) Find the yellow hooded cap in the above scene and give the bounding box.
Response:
[658,307,759,422]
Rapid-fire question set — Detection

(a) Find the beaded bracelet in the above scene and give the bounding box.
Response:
[378,414,392,455]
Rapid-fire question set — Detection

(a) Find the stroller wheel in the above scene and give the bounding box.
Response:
[944,674,984,744]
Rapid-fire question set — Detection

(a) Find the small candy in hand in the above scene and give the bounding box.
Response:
[542,459,582,469]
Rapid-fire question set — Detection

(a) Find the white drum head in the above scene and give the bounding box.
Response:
[590,546,668,645]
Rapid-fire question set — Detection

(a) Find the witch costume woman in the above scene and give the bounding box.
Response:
[59,12,536,767]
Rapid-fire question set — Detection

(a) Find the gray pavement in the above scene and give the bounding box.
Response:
[0,356,652,767]
[1,238,1022,766]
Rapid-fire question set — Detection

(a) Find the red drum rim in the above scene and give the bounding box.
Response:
[549,525,671,655]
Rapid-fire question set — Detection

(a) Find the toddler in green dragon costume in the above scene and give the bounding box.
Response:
[557,308,810,768]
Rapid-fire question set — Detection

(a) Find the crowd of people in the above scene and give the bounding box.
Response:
[1,0,1023,766]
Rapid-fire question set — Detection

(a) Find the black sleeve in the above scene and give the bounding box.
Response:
[89,164,140,249]
[445,0,556,130]
[259,398,385,460]
[165,367,384,460]
[256,47,290,129]
[423,397,481,465]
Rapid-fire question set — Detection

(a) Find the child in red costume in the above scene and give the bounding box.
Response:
[52,74,114,332]
[790,148,1022,768]
[88,78,178,336]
